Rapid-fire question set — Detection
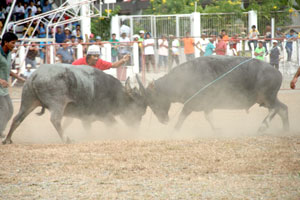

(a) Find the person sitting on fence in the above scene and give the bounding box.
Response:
[57,42,75,64]
[263,24,271,55]
[254,41,266,61]
[269,40,280,70]
[285,29,297,62]
[72,45,130,70]
[26,41,39,69]
[158,34,169,71]
[55,26,65,43]
[248,25,260,51]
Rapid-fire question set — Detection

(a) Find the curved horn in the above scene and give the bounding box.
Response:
[136,74,146,96]
[125,76,132,94]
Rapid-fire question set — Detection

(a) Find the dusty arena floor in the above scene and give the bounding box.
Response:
[0,87,300,199]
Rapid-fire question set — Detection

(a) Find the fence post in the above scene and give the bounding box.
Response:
[132,42,139,74]
[49,45,55,64]
[111,15,120,39]
[248,10,257,31]
[19,46,26,73]
[191,12,201,58]
[77,44,83,59]
[81,3,91,43]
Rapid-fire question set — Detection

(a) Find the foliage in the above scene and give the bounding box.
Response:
[91,6,120,41]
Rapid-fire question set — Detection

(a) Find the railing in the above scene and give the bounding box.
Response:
[11,36,300,89]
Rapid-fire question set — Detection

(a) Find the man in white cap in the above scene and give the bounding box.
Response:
[72,45,129,70]
[269,40,280,70]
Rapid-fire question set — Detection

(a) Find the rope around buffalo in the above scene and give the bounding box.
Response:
[183,57,255,106]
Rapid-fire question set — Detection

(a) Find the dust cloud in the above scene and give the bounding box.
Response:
[5,90,300,144]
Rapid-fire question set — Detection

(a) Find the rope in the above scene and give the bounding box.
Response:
[183,57,255,106]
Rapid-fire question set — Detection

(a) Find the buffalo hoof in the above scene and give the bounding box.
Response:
[257,125,267,133]
[2,138,13,145]
[64,137,72,144]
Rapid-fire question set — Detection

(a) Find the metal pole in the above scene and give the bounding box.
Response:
[2,0,17,37]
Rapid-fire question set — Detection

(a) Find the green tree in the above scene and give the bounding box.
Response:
[91,6,120,41]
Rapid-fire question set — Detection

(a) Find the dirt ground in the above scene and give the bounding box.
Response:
[0,87,300,199]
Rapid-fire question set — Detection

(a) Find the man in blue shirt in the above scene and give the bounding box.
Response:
[204,38,215,56]
[285,29,297,62]
[0,32,25,138]
[55,26,65,43]
[57,43,75,64]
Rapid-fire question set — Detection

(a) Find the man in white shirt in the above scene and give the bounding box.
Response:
[119,32,131,65]
[26,1,37,15]
[197,33,209,56]
[143,32,156,72]
[14,1,25,20]
[158,35,168,71]
[169,35,180,69]
[120,21,131,38]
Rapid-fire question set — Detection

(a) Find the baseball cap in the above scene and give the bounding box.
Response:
[96,36,101,40]
[273,40,278,43]
[65,27,70,30]
[87,45,101,55]
[133,34,140,39]
[139,30,145,34]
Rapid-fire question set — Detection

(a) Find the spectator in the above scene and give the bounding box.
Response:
[75,29,82,40]
[95,36,103,52]
[263,25,271,55]
[39,42,46,64]
[285,29,297,62]
[120,20,130,38]
[26,42,39,69]
[36,7,42,15]
[63,27,72,42]
[14,1,25,20]
[118,32,131,64]
[269,40,280,70]
[290,67,300,89]
[24,8,34,18]
[37,23,46,38]
[248,25,259,51]
[23,22,34,36]
[57,42,75,64]
[254,41,266,61]
[109,33,119,62]
[22,65,33,79]
[72,45,130,70]
[221,29,229,43]
[229,34,239,50]
[227,43,237,56]
[196,33,209,56]
[70,35,77,58]
[182,31,195,61]
[42,0,51,13]
[72,24,80,36]
[138,30,145,71]
[275,28,284,50]
[215,35,227,55]
[143,32,156,72]
[204,38,215,56]
[55,26,64,43]
[157,34,168,71]
[169,34,180,69]
[27,1,37,15]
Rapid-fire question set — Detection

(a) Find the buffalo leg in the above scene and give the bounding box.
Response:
[275,99,289,131]
[258,108,277,132]
[174,107,192,130]
[204,110,218,131]
[50,108,71,144]
[2,103,38,144]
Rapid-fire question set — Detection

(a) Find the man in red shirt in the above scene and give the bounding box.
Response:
[72,45,129,70]
[215,35,227,55]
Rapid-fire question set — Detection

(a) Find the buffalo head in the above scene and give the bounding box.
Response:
[120,77,147,126]
[136,75,170,124]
